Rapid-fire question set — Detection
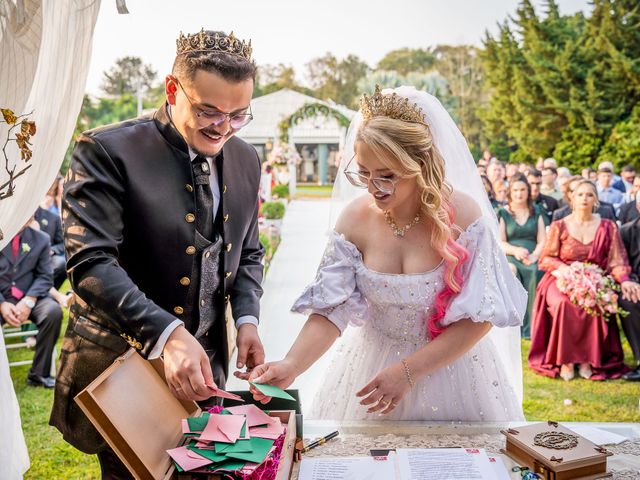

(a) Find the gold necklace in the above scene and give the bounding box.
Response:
[384,210,421,238]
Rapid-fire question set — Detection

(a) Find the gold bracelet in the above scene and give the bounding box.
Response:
[401,358,415,389]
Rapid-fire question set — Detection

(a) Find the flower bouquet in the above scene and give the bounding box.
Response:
[552,261,629,321]
[267,143,300,166]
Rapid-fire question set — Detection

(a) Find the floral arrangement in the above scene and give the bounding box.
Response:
[552,261,629,321]
[267,143,300,166]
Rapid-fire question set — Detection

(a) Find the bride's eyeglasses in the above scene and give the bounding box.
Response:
[175,77,253,130]
[343,155,399,195]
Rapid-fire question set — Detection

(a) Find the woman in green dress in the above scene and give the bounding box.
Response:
[498,173,546,338]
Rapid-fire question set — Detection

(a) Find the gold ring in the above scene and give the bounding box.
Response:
[380,399,390,406]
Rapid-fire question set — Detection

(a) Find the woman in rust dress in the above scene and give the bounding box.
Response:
[529,179,640,380]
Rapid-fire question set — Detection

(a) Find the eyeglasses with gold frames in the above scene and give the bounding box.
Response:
[174,77,253,130]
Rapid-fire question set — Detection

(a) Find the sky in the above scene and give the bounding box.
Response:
[85,0,592,95]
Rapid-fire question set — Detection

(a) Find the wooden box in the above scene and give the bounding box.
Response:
[75,348,296,480]
[501,422,613,480]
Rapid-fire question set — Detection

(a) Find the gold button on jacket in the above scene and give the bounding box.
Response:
[186,245,196,255]
[173,306,184,315]
[226,243,232,252]
[179,277,190,286]
[185,184,193,192]
[185,213,195,223]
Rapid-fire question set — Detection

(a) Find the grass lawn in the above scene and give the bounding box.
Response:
[294,184,333,198]
[7,316,638,478]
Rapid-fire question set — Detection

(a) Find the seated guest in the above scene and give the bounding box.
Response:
[541,166,562,201]
[34,206,66,289]
[527,168,559,225]
[613,165,635,195]
[481,174,503,211]
[493,179,508,205]
[596,164,624,209]
[529,180,639,380]
[552,176,617,222]
[486,158,505,186]
[619,178,640,225]
[581,167,594,180]
[0,219,62,388]
[497,174,546,338]
[620,211,640,381]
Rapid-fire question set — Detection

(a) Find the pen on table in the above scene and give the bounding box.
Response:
[301,431,340,453]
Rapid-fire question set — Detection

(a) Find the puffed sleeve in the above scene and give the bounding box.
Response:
[291,232,368,333]
[441,217,527,328]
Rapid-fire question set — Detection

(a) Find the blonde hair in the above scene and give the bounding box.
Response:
[571,179,600,210]
[357,117,468,339]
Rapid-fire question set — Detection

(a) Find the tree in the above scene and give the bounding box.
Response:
[254,64,311,97]
[434,45,486,154]
[480,0,640,170]
[101,56,157,97]
[306,53,370,108]
[376,48,436,75]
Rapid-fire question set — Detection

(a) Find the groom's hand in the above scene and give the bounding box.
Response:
[236,323,264,370]
[163,325,215,401]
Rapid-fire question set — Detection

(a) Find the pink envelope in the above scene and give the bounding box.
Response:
[226,404,274,428]
[249,419,285,439]
[199,414,246,443]
[181,419,191,434]
[206,384,244,402]
[166,446,212,471]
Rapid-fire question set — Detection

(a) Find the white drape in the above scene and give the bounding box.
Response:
[0,1,100,477]
[0,0,100,250]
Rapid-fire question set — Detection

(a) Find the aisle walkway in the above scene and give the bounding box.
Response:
[226,199,338,414]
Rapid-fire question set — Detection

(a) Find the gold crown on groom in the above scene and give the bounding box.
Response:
[360,85,426,125]
[176,29,253,61]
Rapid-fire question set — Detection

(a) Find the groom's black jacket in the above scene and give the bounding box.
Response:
[50,104,264,453]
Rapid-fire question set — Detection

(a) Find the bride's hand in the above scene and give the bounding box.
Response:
[238,359,298,405]
[356,362,411,415]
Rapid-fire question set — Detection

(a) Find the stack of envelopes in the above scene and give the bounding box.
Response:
[166,404,286,475]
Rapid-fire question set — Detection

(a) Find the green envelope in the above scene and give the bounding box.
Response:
[207,460,247,472]
[250,382,296,401]
[187,412,210,432]
[215,439,253,453]
[186,446,228,463]
[224,437,275,463]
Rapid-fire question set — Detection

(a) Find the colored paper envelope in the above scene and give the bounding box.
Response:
[166,446,212,472]
[224,437,275,464]
[215,439,253,453]
[226,404,274,428]
[200,414,245,443]
[249,420,284,439]
[186,446,228,463]
[207,384,244,402]
[186,413,210,433]
[249,382,296,401]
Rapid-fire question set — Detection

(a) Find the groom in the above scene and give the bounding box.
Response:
[50,29,265,478]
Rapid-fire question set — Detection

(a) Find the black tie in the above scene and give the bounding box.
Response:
[192,155,214,241]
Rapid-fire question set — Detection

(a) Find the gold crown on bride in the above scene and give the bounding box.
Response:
[360,85,426,125]
[176,29,253,61]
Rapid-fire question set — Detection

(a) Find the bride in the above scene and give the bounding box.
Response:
[243,86,527,421]
[1,331,30,477]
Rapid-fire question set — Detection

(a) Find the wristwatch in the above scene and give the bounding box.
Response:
[24,298,36,309]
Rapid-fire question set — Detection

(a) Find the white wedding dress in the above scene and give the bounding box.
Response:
[0,333,30,478]
[292,217,527,422]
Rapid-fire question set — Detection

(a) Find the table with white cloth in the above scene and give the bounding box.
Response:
[292,421,640,479]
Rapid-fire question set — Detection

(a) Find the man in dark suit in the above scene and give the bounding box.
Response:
[50,29,266,478]
[620,212,640,381]
[526,168,559,225]
[34,205,66,289]
[618,177,640,225]
[0,220,62,388]
[551,176,617,222]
